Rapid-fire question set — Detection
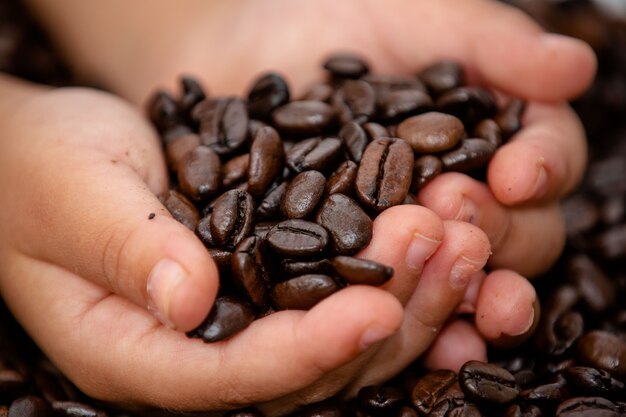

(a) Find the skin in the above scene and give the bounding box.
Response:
[0,0,595,413]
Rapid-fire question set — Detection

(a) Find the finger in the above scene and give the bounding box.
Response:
[422,319,487,372]
[418,172,566,277]
[2,253,402,411]
[5,89,218,331]
[370,0,596,100]
[487,102,588,206]
[474,270,540,349]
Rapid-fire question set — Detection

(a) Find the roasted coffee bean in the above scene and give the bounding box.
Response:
[286,137,343,174]
[502,404,543,417]
[562,195,600,237]
[411,369,458,415]
[436,87,496,127]
[593,225,626,259]
[231,237,269,309]
[222,153,250,188]
[256,181,288,220]
[378,89,433,121]
[397,112,465,153]
[188,295,255,342]
[281,170,326,219]
[323,53,369,79]
[196,214,215,247]
[339,122,369,163]
[473,119,502,148]
[600,196,625,226]
[563,366,625,396]
[177,145,222,201]
[247,72,290,120]
[330,256,392,286]
[362,122,390,141]
[194,98,249,155]
[210,189,255,250]
[207,248,232,276]
[356,385,405,416]
[147,90,180,132]
[270,274,339,310]
[266,219,329,258]
[576,331,626,379]
[165,132,201,173]
[326,160,358,196]
[301,82,334,102]
[419,61,465,96]
[567,255,615,313]
[0,368,27,399]
[316,194,373,255]
[496,98,526,140]
[440,139,496,173]
[411,155,443,193]
[355,138,414,211]
[179,76,206,117]
[459,361,520,405]
[50,401,107,417]
[248,126,284,198]
[159,189,200,230]
[428,398,482,417]
[8,396,50,417]
[253,222,278,240]
[522,374,569,405]
[272,101,336,136]
[535,285,581,355]
[556,397,621,417]
[280,258,331,278]
[362,74,426,95]
[332,79,376,124]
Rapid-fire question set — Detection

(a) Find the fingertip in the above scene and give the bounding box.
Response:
[422,320,487,372]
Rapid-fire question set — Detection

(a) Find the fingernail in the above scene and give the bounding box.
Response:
[450,257,484,290]
[540,32,581,49]
[455,197,480,225]
[147,259,187,328]
[359,325,395,351]
[405,232,441,271]
[506,301,536,337]
[531,160,548,199]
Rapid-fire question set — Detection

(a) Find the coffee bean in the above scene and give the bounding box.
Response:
[256,181,288,220]
[147,90,180,133]
[179,76,206,117]
[207,248,232,277]
[437,87,496,127]
[323,53,369,79]
[177,145,222,201]
[522,374,569,405]
[459,361,520,405]
[194,98,249,155]
[270,274,339,310]
[356,386,405,416]
[332,79,376,124]
[326,160,358,196]
[248,126,284,199]
[577,331,626,379]
[594,224,626,259]
[247,72,290,120]
[339,122,369,163]
[231,236,269,310]
[567,255,615,313]
[50,401,107,417]
[563,366,625,397]
[556,397,620,417]
[188,295,255,342]
[265,219,329,258]
[281,170,326,219]
[210,189,255,250]
[159,189,200,230]
[286,137,342,173]
[355,138,414,211]
[316,194,372,255]
[272,101,336,136]
[252,222,278,240]
[362,123,390,141]
[362,74,426,95]
[397,112,465,153]
[419,60,465,96]
[301,82,334,102]
[379,89,433,121]
[8,396,50,417]
[280,259,331,278]
[473,119,502,148]
[428,398,482,417]
[330,256,392,286]
[496,98,526,140]
[440,138,496,173]
[410,369,458,415]
[411,155,443,193]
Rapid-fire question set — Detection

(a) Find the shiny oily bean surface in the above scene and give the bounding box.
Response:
[188,295,255,343]
[286,137,342,173]
[159,189,200,230]
[338,122,368,163]
[179,76,206,116]
[419,60,466,96]
[231,236,269,310]
[330,256,392,286]
[332,79,376,124]
[8,396,51,417]
[441,138,496,173]
[51,401,107,417]
[247,126,284,198]
[397,111,464,153]
[436,86,496,127]
[326,160,358,196]
[210,189,255,250]
[411,369,458,415]
[459,361,520,405]
[270,274,340,310]
[576,331,626,379]
[316,194,372,255]
[222,153,250,188]
[177,145,222,201]
[247,72,290,120]
[272,101,336,136]
[323,53,369,79]
[165,132,200,173]
[357,386,405,416]
[265,219,329,258]
[412,155,443,193]
[428,398,482,417]
[556,397,621,417]
[194,98,249,155]
[281,170,326,219]
[379,89,433,121]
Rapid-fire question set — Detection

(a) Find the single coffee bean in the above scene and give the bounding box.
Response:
[50,401,107,417]
[256,181,288,220]
[316,194,373,255]
[210,189,255,250]
[576,331,626,379]
[179,76,206,117]
[247,126,284,199]
[280,258,331,278]
[411,155,443,193]
[440,138,496,173]
[357,385,405,416]
[330,256,393,286]
[436,86,496,127]
[247,72,290,120]
[281,170,326,219]
[495,98,526,140]
[419,60,465,96]
[194,98,249,155]
[535,285,581,355]
[362,74,426,95]
[207,248,232,277]
[147,90,180,133]
[397,111,465,153]
[159,189,200,230]
[521,374,569,405]
[222,153,250,188]
[428,398,482,417]
[286,137,343,173]
[600,195,625,226]
[272,101,336,136]
[177,145,222,201]
[556,397,620,417]
[378,89,433,121]
[362,122,389,141]
[567,254,615,313]
[165,132,201,173]
[593,224,626,259]
[8,396,51,417]
[473,119,502,148]
[231,236,269,310]
[355,138,414,211]
[410,369,458,415]
[323,53,369,79]
[459,361,520,405]
[196,214,215,247]
[188,295,255,342]
[339,122,369,163]
[563,366,625,396]
[326,160,358,196]
[270,274,340,310]
[252,222,278,240]
[300,82,334,102]
[332,79,376,124]
[265,219,329,258]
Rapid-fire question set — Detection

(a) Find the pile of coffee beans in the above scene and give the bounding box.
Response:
[147,54,526,343]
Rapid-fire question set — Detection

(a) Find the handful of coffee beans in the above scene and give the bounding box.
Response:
[147,53,526,343]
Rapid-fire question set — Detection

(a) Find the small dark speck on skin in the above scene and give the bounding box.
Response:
[148,213,156,220]
[111,159,118,164]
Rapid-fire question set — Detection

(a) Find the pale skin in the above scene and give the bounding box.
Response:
[0,0,594,414]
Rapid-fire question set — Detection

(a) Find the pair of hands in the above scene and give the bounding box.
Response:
[0,0,594,414]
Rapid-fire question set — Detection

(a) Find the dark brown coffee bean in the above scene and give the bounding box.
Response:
[419,61,465,96]
[147,90,180,132]
[496,98,526,140]
[459,361,520,405]
[428,398,482,417]
[502,404,543,417]
[563,366,625,396]
[522,374,569,405]
[379,89,433,121]
[266,219,329,258]
[577,331,626,379]
[411,155,443,193]
[221,153,250,189]
[567,255,615,313]
[286,137,342,173]
[207,248,231,276]
[356,138,414,211]
[594,224,626,259]
[332,79,376,124]
[195,214,215,247]
[600,196,625,226]
[248,126,284,199]
[316,194,373,255]
[8,396,50,417]
[179,76,206,116]
[339,122,369,163]
[256,182,288,220]
[165,132,201,173]
[50,401,107,417]
[247,72,290,120]
[556,397,620,417]
[562,195,600,237]
[280,259,331,278]
[301,82,334,102]
[188,295,255,342]
[323,53,369,79]
[194,98,249,155]
[362,74,426,95]
[535,285,581,355]
[326,160,358,196]
[330,256,392,286]
[210,190,255,250]
[281,170,326,219]
[397,112,465,153]
[437,87,496,127]
[440,139,497,173]
[177,145,222,201]
[231,237,269,309]
[159,189,200,230]
[272,101,336,136]
[362,122,390,141]
[474,119,502,148]
[357,385,405,416]
[270,274,339,310]
[410,369,458,415]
